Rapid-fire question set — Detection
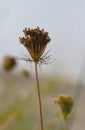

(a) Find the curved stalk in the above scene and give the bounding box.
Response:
[35,63,43,130]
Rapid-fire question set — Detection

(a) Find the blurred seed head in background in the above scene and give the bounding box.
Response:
[2,55,16,72]
[53,94,73,120]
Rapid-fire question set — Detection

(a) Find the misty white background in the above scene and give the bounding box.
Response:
[0,0,85,77]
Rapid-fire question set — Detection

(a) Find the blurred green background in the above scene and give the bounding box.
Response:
[0,70,84,130]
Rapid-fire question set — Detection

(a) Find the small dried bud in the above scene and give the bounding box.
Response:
[2,55,16,71]
[19,27,51,63]
[53,94,73,120]
[21,69,30,78]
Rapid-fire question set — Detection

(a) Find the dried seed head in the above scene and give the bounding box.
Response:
[21,69,30,78]
[2,55,16,71]
[19,27,51,63]
[53,94,73,120]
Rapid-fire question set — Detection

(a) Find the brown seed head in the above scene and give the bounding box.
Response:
[21,69,30,78]
[2,55,16,71]
[19,27,51,63]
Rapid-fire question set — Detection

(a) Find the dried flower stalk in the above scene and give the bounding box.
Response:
[19,27,51,130]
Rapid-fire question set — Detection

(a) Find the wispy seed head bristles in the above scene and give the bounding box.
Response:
[19,27,51,63]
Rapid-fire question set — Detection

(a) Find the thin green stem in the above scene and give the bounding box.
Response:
[35,63,43,130]
[63,120,68,130]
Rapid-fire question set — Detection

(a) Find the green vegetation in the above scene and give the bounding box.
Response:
[0,74,71,130]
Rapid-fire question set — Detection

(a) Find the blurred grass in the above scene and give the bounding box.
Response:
[0,73,84,130]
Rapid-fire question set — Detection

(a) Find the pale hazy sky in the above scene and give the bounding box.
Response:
[0,0,85,77]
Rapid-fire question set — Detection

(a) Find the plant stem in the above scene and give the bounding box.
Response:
[64,120,67,130]
[35,63,43,130]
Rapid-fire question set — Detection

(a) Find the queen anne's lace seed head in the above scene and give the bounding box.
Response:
[19,27,51,63]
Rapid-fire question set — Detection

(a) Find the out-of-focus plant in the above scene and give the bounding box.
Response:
[21,69,30,78]
[53,94,73,130]
[2,55,16,72]
[53,94,73,120]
